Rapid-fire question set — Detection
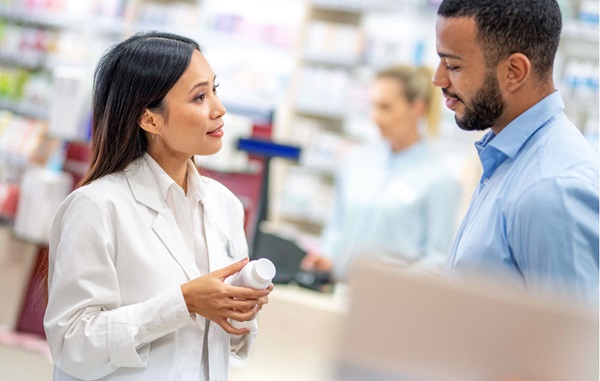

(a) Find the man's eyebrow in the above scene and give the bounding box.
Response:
[438,52,462,60]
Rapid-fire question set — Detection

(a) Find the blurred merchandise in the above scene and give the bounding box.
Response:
[0,111,46,183]
[13,165,72,244]
[0,180,17,218]
[48,66,91,141]
[558,0,599,149]
[338,261,599,381]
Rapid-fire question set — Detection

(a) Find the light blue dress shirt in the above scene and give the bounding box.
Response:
[321,140,462,281]
[446,92,599,304]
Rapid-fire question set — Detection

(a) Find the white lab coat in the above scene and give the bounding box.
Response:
[44,156,256,381]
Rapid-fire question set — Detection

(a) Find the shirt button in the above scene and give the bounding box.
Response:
[484,178,490,184]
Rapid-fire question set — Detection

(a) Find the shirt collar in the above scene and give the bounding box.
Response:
[186,158,206,204]
[144,153,206,204]
[477,91,564,159]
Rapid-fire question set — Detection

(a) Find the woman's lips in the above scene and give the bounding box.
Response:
[207,126,224,137]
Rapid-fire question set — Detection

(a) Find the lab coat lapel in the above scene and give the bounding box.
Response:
[125,158,200,281]
[151,214,200,280]
[201,198,232,272]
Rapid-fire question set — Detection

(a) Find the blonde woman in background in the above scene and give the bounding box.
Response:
[302,65,462,282]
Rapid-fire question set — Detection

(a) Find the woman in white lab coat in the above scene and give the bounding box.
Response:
[302,65,462,282]
[43,32,271,380]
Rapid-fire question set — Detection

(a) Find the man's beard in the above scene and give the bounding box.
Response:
[456,71,505,132]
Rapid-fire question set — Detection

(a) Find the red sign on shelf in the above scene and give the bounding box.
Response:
[0,182,19,219]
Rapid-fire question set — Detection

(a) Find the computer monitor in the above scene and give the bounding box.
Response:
[336,261,599,381]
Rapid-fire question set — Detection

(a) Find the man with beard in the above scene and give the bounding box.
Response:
[433,0,599,305]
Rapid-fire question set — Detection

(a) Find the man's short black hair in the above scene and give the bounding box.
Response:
[438,0,562,80]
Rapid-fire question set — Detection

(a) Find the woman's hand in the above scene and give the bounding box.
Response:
[181,258,271,335]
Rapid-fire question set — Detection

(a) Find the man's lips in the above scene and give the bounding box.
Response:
[442,89,461,110]
[445,97,460,110]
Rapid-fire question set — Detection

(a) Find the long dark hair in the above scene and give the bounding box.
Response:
[80,31,200,186]
[40,32,201,306]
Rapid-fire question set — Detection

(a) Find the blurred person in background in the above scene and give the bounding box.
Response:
[433,0,599,304]
[302,65,462,282]
[43,31,271,380]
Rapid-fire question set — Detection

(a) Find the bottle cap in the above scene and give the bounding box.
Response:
[252,258,276,283]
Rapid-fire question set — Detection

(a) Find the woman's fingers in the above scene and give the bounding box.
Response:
[226,285,270,299]
[212,257,249,280]
[215,318,249,335]
[228,307,260,322]
[227,298,258,312]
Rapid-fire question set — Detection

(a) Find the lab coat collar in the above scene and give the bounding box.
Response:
[124,157,201,281]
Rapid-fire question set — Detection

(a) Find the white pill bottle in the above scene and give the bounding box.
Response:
[226,258,276,328]
[227,258,276,289]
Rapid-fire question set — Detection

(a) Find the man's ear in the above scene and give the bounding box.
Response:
[499,53,531,93]
[139,109,162,134]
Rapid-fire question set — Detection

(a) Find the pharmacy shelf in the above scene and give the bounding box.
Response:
[270,0,371,235]
[0,52,45,71]
[312,0,411,13]
[563,21,599,44]
[295,103,346,120]
[0,7,125,35]
[201,29,295,54]
[311,0,440,14]
[302,53,361,67]
[0,99,49,120]
[276,209,328,229]
[561,21,599,61]
[0,7,199,39]
[286,163,336,178]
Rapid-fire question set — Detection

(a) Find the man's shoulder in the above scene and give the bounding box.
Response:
[522,117,598,177]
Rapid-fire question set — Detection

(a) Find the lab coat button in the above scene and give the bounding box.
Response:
[484,178,489,184]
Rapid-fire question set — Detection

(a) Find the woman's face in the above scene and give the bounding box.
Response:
[370,77,419,143]
[150,50,227,159]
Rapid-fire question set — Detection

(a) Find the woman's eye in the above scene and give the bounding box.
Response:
[194,93,206,102]
[213,83,220,94]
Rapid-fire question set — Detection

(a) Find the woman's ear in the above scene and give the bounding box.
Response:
[499,53,531,93]
[411,98,427,120]
[138,109,161,134]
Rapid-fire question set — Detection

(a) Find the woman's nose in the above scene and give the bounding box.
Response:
[211,97,226,119]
